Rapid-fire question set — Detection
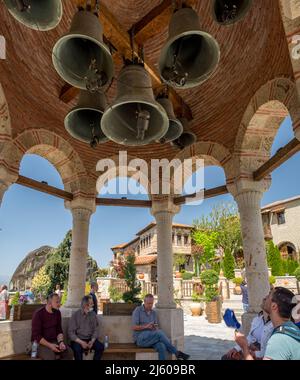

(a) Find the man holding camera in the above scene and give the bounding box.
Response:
[132,294,190,360]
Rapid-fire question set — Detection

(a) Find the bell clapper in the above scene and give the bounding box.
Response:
[136,104,150,141]
[221,2,238,23]
[90,123,100,149]
[85,58,108,92]
[15,0,30,12]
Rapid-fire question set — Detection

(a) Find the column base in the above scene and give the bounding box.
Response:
[241,312,257,336]
[156,308,184,359]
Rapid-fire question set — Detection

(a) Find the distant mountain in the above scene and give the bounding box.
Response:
[0,274,11,286]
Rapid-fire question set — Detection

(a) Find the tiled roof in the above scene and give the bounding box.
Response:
[135,255,157,265]
[136,221,193,236]
[261,195,300,212]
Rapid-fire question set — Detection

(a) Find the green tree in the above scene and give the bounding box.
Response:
[45,230,99,292]
[223,249,235,280]
[193,203,242,267]
[266,241,282,276]
[31,266,51,301]
[122,254,141,304]
[192,230,219,268]
[45,230,72,292]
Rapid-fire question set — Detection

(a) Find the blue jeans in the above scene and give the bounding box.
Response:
[243,303,249,312]
[136,330,178,360]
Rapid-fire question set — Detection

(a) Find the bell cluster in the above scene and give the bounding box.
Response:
[3,0,252,149]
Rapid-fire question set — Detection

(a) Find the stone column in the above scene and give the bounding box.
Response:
[151,198,180,309]
[0,182,8,207]
[228,180,271,334]
[64,198,96,310]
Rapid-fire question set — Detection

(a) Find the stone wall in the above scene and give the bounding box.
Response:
[0,310,184,359]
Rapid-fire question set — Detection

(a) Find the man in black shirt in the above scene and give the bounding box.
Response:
[90,282,98,314]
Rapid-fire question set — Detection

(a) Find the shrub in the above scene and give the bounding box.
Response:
[182,272,194,280]
[200,270,219,286]
[232,277,243,286]
[223,249,235,280]
[108,286,123,303]
[31,266,51,301]
[266,241,282,276]
[269,275,276,285]
[294,267,300,282]
[191,291,203,303]
[61,289,67,306]
[200,269,219,303]
[122,254,142,304]
[10,292,20,306]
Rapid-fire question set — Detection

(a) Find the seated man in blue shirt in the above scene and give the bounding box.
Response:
[132,294,190,360]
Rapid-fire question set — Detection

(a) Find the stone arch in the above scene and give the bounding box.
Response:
[95,153,151,197]
[0,83,12,176]
[1,128,94,196]
[278,241,298,260]
[232,77,300,182]
[168,140,232,195]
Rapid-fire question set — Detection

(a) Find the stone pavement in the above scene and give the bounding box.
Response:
[184,314,236,360]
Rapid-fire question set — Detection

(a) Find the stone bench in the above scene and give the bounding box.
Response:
[0,344,158,360]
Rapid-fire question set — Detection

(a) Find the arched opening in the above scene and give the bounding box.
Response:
[1,154,72,291]
[278,242,297,261]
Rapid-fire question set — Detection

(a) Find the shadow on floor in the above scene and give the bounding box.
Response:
[184,335,234,360]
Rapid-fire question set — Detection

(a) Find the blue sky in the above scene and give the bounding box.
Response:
[0,117,299,280]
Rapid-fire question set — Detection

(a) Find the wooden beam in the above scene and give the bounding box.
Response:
[130,0,197,45]
[63,1,192,119]
[253,138,300,181]
[16,175,73,201]
[174,185,229,205]
[96,197,152,208]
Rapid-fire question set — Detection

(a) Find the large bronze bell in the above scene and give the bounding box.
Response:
[159,7,220,89]
[171,117,197,150]
[101,64,169,146]
[52,10,114,90]
[64,90,108,148]
[4,0,62,31]
[156,96,183,144]
[213,0,252,25]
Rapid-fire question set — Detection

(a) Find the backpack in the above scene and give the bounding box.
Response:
[272,321,300,342]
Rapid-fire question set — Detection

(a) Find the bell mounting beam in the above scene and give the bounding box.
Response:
[62,1,193,119]
[253,138,300,181]
[129,0,197,45]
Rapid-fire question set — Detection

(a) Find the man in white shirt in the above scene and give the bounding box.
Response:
[222,297,273,360]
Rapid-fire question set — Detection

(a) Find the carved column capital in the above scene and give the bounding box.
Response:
[65,196,96,216]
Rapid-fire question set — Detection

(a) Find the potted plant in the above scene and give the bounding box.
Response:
[174,254,186,278]
[232,277,243,295]
[103,254,142,316]
[200,269,222,324]
[190,292,204,316]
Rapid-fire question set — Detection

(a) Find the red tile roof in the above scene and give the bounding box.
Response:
[135,255,157,265]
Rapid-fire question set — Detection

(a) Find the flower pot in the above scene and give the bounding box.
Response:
[190,302,203,316]
[233,285,242,295]
[138,273,145,280]
[175,272,182,279]
[205,299,222,323]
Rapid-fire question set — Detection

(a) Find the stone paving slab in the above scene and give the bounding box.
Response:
[184,315,236,360]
